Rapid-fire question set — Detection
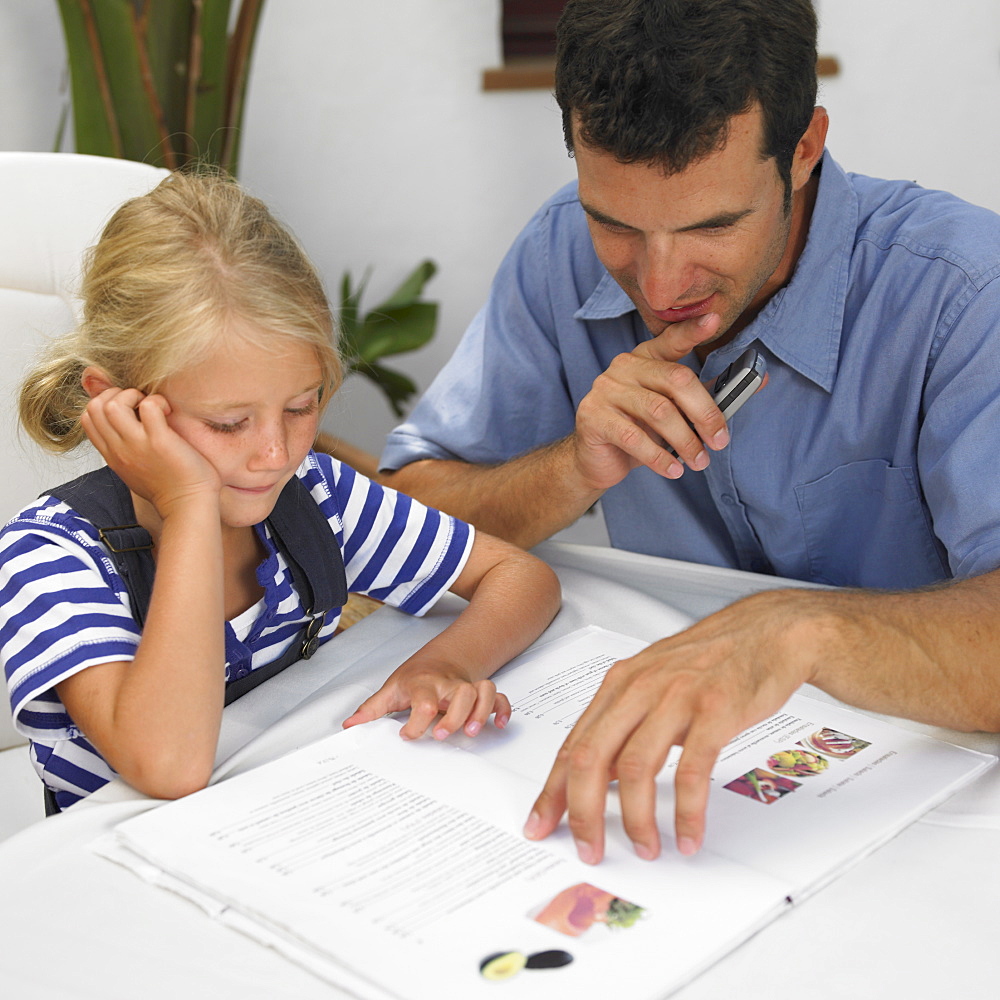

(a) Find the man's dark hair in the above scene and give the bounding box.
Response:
[555,0,818,200]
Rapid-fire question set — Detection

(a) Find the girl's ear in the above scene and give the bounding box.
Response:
[81,366,115,400]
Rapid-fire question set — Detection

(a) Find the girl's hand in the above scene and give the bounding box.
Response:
[343,661,512,741]
[81,387,222,518]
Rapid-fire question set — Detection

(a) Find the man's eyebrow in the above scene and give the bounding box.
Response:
[676,209,754,232]
[580,201,637,230]
[580,200,754,234]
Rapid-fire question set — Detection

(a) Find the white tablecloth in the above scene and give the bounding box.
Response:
[1,542,998,997]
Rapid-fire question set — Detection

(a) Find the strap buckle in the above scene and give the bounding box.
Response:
[300,614,325,660]
[98,524,154,553]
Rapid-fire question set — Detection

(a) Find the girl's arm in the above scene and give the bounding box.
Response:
[55,388,227,799]
[343,532,561,740]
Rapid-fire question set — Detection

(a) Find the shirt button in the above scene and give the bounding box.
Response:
[720,494,736,506]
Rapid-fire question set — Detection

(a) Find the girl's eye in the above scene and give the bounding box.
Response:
[207,419,247,434]
[286,399,319,417]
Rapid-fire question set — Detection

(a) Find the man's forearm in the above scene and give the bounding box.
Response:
[770,570,1000,732]
[379,436,605,549]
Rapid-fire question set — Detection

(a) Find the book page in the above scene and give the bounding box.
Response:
[444,627,650,779]
[107,626,994,999]
[453,627,995,892]
[114,719,789,1000]
[688,692,995,890]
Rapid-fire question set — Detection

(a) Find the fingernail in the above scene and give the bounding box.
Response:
[711,428,730,449]
[635,842,658,861]
[399,731,413,741]
[690,449,709,471]
[575,840,598,865]
[433,727,449,741]
[466,721,481,736]
[678,836,699,856]
[523,812,542,839]
[495,714,508,729]
[697,313,714,328]
[666,460,684,479]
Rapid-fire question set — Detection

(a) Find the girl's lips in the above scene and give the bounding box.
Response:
[650,294,715,323]
[229,484,276,495]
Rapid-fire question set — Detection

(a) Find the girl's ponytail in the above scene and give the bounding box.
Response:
[19,335,90,454]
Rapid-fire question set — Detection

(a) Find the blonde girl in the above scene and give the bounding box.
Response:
[1,171,559,811]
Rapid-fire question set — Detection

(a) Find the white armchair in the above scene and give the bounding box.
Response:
[0,152,168,837]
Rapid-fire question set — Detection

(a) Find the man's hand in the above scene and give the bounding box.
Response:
[523,590,820,862]
[572,312,734,492]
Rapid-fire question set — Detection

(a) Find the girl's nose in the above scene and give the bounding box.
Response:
[250,424,289,469]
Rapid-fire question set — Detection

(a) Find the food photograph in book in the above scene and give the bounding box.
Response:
[724,768,801,804]
[723,726,873,804]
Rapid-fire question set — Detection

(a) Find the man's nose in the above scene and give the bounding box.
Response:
[637,235,695,312]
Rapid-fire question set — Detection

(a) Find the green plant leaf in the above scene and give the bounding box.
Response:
[220,0,267,175]
[336,262,439,413]
[337,269,369,362]
[357,302,438,364]
[55,0,122,158]
[143,0,194,155]
[56,0,266,173]
[93,0,177,167]
[186,0,231,165]
[371,259,437,311]
[352,362,418,418]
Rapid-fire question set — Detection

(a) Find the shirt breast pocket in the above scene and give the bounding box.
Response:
[794,459,949,588]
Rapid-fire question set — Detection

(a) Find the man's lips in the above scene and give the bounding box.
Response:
[650,294,715,323]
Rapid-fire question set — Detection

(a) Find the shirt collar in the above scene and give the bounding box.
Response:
[576,270,635,320]
[574,150,857,392]
[741,151,856,392]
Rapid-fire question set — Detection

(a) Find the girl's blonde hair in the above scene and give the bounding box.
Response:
[20,169,342,453]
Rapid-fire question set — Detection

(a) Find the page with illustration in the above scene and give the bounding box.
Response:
[453,626,996,894]
[106,626,994,999]
[111,719,790,1000]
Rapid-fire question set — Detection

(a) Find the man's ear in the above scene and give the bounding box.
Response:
[81,366,115,400]
[790,106,829,192]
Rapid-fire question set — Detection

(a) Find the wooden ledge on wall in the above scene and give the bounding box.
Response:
[483,55,840,92]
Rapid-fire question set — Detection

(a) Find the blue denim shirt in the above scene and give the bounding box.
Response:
[383,153,1000,588]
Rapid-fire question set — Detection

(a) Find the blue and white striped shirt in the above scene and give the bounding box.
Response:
[1,451,473,807]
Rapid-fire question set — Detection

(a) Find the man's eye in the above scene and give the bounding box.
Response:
[700,221,737,235]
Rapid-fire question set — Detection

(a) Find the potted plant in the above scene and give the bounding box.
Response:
[54,0,438,431]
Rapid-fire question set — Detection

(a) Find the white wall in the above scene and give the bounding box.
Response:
[238,0,576,453]
[2,0,999,462]
[816,0,1000,212]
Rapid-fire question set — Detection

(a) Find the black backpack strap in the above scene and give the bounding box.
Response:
[266,474,348,619]
[223,475,349,705]
[43,466,349,708]
[45,466,156,629]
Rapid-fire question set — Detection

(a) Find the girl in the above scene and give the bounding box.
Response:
[1,171,560,812]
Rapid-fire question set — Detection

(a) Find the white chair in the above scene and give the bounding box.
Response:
[0,152,169,838]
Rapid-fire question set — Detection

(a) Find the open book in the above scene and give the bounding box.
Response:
[99,627,995,999]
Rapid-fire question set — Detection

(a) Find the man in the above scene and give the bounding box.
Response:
[379,0,1000,863]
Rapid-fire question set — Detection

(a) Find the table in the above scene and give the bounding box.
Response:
[1,541,998,998]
